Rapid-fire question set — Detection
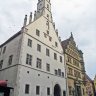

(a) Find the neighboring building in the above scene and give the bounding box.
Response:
[61,33,86,96]
[94,75,96,96]
[0,0,66,96]
[85,74,94,96]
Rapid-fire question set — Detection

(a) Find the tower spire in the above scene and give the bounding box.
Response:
[34,0,52,22]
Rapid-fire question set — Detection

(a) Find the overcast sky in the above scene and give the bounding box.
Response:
[0,0,96,79]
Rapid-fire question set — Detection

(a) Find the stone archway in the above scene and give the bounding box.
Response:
[54,84,61,96]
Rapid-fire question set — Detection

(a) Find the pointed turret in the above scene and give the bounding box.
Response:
[29,12,32,24]
[23,15,27,27]
[70,32,74,40]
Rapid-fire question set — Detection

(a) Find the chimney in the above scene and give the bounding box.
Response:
[29,12,32,24]
[23,15,27,27]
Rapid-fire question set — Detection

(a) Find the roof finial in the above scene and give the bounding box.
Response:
[23,15,27,27]
[29,12,32,24]
[71,32,73,38]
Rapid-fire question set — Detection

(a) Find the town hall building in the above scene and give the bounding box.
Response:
[0,0,66,96]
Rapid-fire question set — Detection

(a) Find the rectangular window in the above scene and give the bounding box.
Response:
[47,87,50,95]
[3,46,6,54]
[26,54,32,65]
[60,56,62,63]
[62,72,64,77]
[25,84,30,94]
[36,86,40,95]
[28,39,32,47]
[36,58,42,69]
[49,36,52,41]
[46,48,50,56]
[46,63,50,72]
[55,70,58,75]
[8,55,13,65]
[0,60,3,69]
[36,29,40,36]
[58,69,61,76]
[54,53,57,60]
[55,42,58,47]
[37,44,41,52]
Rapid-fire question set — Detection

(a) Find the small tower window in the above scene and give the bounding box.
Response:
[46,21,49,29]
[47,4,49,10]
[47,14,49,20]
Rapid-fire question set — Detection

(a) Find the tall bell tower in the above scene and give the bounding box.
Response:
[34,0,53,22]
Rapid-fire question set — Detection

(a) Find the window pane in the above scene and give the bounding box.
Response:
[0,60,3,69]
[25,84,30,94]
[36,86,40,95]
[60,56,62,63]
[47,87,50,95]
[36,29,40,36]
[37,44,41,52]
[54,53,57,60]
[46,48,50,56]
[55,70,57,75]
[8,55,13,65]
[3,46,6,54]
[55,42,58,47]
[36,58,42,69]
[58,69,61,76]
[28,39,32,47]
[62,72,64,77]
[26,54,32,65]
[46,63,50,72]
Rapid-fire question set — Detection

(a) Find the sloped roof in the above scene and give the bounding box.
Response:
[61,39,69,50]
[85,74,93,83]
[0,31,21,48]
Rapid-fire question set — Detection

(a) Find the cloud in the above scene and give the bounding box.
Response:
[0,0,96,79]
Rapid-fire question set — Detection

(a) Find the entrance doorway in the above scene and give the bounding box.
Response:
[54,84,61,96]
